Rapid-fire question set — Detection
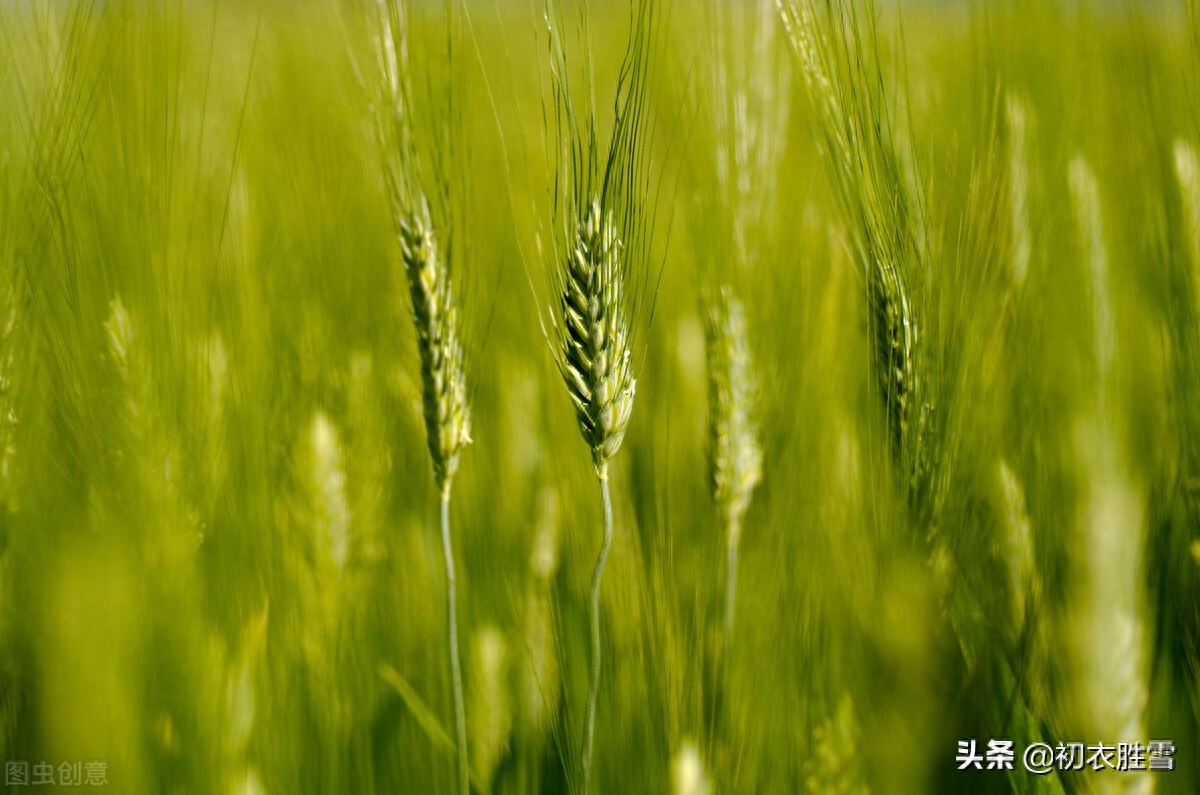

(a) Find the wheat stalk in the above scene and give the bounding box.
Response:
[537,1,665,789]
[554,199,639,794]
[374,2,472,792]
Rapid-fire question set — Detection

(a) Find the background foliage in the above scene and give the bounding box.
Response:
[1,1,1199,793]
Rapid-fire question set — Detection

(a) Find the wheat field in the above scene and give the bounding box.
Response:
[1,0,1199,793]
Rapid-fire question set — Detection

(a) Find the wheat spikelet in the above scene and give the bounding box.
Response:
[705,286,763,546]
[469,624,513,791]
[1006,94,1032,288]
[996,460,1037,637]
[1175,140,1200,290]
[307,411,350,576]
[1069,155,1114,388]
[225,608,268,762]
[398,197,471,493]
[558,198,637,480]
[105,297,141,417]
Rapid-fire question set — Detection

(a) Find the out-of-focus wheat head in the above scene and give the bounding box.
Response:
[223,607,268,795]
[697,0,777,541]
[1070,424,1151,795]
[469,624,513,791]
[1175,140,1200,297]
[1069,156,1114,387]
[103,296,201,564]
[776,0,931,506]
[806,695,869,795]
[1066,154,1151,794]
[307,410,351,577]
[1006,95,1033,288]
[996,460,1037,638]
[704,286,762,546]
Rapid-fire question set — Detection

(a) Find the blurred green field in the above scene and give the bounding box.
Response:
[2,1,1200,793]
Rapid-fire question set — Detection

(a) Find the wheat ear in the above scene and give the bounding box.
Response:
[868,258,929,500]
[560,198,637,481]
[398,197,472,494]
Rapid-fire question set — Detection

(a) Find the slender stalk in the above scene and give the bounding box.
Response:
[582,472,614,795]
[719,512,741,786]
[440,484,469,795]
[724,515,740,646]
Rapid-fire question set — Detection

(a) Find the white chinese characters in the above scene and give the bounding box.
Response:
[956,739,1175,775]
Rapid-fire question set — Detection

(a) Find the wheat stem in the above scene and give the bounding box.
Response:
[440,484,469,795]
[724,515,740,646]
[582,473,614,795]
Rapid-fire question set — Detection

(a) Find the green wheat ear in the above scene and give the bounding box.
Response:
[559,198,637,480]
[868,258,928,497]
[398,196,472,494]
